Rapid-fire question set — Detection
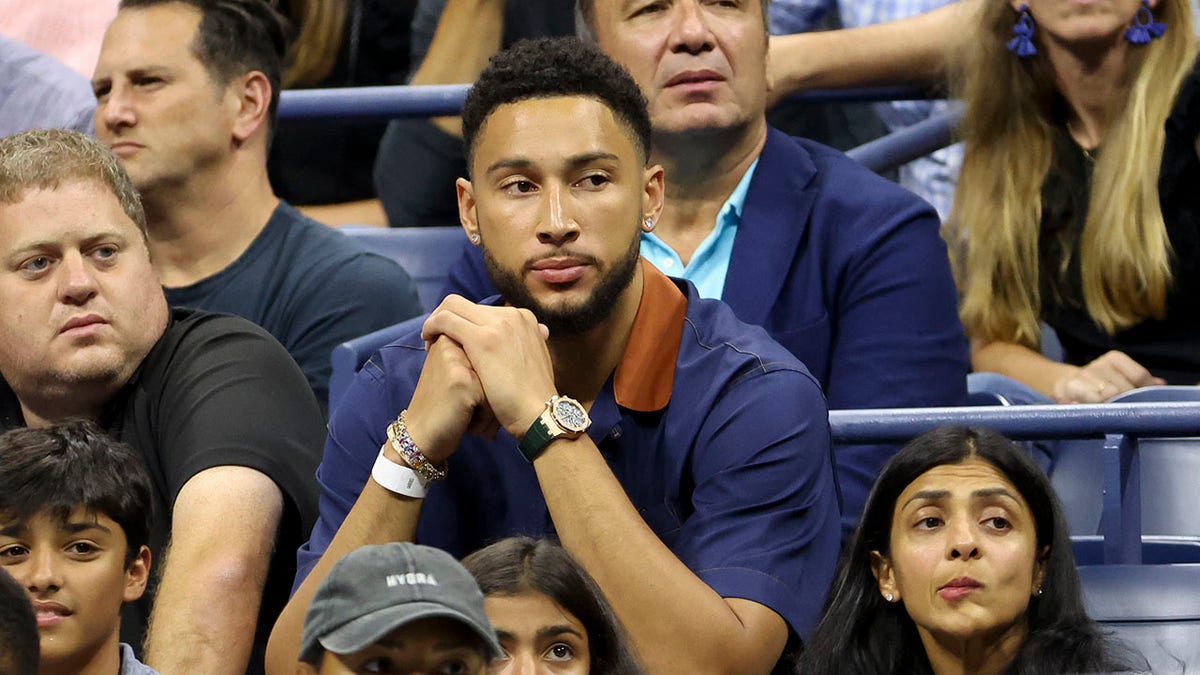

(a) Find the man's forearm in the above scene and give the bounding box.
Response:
[768,0,978,99]
[409,0,507,138]
[144,546,269,673]
[265,471,423,674]
[534,437,787,675]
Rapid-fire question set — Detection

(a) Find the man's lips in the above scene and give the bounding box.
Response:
[529,257,589,285]
[937,577,982,601]
[108,141,143,155]
[32,600,72,628]
[665,69,725,87]
[59,314,108,335]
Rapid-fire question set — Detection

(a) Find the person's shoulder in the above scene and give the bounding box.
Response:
[678,282,821,388]
[268,202,415,285]
[118,643,160,675]
[759,127,941,244]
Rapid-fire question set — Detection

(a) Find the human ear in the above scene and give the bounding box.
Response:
[123,545,152,603]
[1031,545,1050,596]
[457,178,481,246]
[230,71,272,144]
[870,550,900,602]
[642,164,665,227]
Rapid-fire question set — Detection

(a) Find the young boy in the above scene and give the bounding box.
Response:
[299,542,502,674]
[0,421,157,675]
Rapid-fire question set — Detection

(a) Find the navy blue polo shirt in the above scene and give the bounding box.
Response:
[296,261,841,640]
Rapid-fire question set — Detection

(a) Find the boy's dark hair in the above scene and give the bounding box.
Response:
[460,37,652,174]
[0,421,153,567]
[0,570,38,675]
[118,0,291,141]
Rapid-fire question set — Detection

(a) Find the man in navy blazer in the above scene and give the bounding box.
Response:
[444,0,969,536]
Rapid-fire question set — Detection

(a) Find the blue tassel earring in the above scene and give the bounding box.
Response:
[1125,0,1167,44]
[1007,5,1038,58]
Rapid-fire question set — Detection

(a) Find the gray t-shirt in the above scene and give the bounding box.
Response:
[120,644,159,675]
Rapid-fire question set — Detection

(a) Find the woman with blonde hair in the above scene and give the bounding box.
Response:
[946,0,1200,403]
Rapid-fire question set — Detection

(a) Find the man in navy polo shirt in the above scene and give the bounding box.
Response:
[267,38,840,675]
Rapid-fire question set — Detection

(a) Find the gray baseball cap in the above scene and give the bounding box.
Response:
[299,542,503,663]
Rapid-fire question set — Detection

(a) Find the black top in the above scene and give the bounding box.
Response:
[1038,58,1200,384]
[0,309,327,673]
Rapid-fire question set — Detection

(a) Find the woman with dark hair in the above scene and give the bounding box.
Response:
[797,426,1141,675]
[461,538,644,675]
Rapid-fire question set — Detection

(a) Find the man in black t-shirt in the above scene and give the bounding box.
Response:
[0,129,325,674]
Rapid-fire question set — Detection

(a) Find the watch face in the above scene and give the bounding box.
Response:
[551,398,590,433]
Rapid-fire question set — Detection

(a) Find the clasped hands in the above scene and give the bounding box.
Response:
[402,295,557,464]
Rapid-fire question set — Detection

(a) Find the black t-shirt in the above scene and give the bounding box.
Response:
[1039,58,1200,384]
[0,309,326,673]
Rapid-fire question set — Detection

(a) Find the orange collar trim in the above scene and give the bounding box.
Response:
[613,259,686,412]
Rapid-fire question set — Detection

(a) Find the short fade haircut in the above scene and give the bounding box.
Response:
[461,37,652,174]
[0,570,37,675]
[575,0,772,42]
[0,421,154,567]
[0,129,147,237]
[118,0,290,138]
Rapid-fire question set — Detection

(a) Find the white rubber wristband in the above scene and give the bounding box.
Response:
[371,448,429,498]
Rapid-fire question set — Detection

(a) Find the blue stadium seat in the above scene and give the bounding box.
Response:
[1079,564,1200,672]
[1053,387,1200,540]
[329,315,424,416]
[341,226,467,312]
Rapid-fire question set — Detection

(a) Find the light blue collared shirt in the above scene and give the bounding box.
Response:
[640,159,759,299]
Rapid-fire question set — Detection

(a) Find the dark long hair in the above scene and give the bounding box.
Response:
[797,426,1142,674]
[462,537,645,675]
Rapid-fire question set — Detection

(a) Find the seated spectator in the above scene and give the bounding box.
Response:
[449,0,970,536]
[0,570,38,675]
[462,538,644,675]
[768,0,1200,402]
[267,37,840,674]
[92,0,421,412]
[298,542,501,674]
[0,36,95,137]
[944,0,1199,403]
[374,0,575,228]
[0,128,326,673]
[797,426,1144,674]
[0,422,157,675]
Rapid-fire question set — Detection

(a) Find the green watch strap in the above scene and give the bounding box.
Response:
[517,416,555,463]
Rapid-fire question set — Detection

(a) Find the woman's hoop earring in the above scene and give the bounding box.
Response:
[1007,5,1038,58]
[1125,0,1167,44]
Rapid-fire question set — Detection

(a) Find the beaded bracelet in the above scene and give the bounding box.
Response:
[385,410,448,483]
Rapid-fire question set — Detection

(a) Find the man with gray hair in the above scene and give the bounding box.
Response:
[0,128,325,673]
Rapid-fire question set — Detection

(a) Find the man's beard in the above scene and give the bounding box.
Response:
[483,229,641,336]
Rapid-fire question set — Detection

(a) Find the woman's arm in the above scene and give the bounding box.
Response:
[972,339,1165,403]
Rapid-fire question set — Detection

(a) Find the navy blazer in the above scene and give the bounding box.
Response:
[443,128,970,535]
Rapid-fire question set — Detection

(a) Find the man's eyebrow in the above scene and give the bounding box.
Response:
[0,523,27,538]
[485,152,622,177]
